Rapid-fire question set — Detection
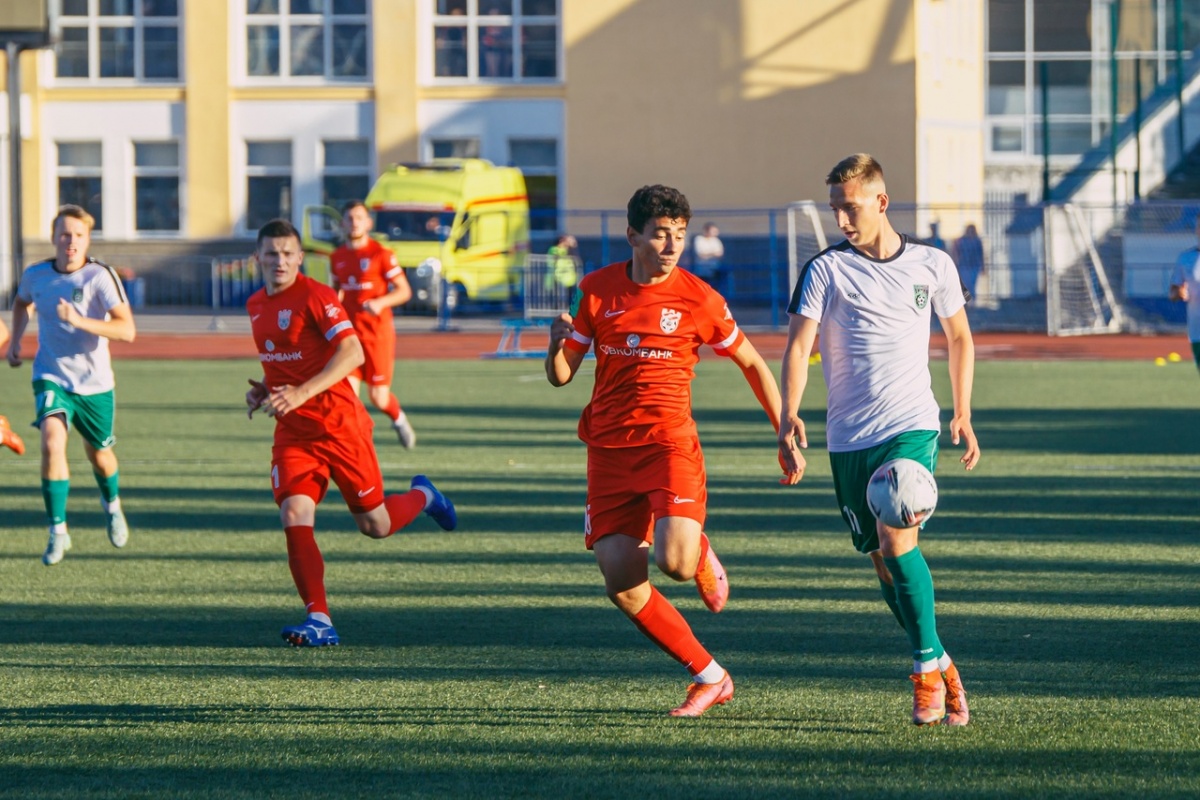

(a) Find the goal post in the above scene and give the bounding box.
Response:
[785,201,829,300]
[1044,203,1127,336]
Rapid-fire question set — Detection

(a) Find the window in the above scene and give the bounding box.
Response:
[246,0,369,81]
[322,139,371,209]
[246,141,293,230]
[134,142,180,232]
[57,142,104,232]
[509,138,557,232]
[430,138,481,158]
[432,0,559,81]
[54,0,180,82]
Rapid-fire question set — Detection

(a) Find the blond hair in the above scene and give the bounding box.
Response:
[52,204,95,235]
[825,153,885,188]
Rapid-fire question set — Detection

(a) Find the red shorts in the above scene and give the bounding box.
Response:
[584,437,707,550]
[271,423,385,514]
[350,317,395,387]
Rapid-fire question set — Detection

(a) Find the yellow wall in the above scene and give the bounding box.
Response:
[563,0,921,210]
[915,0,985,219]
[375,0,419,167]
[184,0,231,238]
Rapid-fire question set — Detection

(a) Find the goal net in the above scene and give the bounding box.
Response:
[1044,204,1126,336]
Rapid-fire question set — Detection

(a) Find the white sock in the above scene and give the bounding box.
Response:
[50,522,67,536]
[393,411,408,427]
[308,612,332,626]
[414,484,434,508]
[102,496,121,514]
[937,652,953,671]
[692,659,726,684]
[914,658,940,674]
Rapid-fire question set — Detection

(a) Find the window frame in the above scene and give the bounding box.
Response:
[244,139,295,233]
[132,140,183,235]
[56,140,105,234]
[239,0,372,85]
[426,0,561,85]
[51,0,183,85]
[320,137,374,210]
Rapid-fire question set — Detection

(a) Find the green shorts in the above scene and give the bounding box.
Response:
[32,379,117,450]
[829,429,939,555]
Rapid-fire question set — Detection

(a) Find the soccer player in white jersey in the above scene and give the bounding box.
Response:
[777,154,980,726]
[7,205,136,566]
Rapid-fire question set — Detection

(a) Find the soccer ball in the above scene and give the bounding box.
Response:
[866,458,938,528]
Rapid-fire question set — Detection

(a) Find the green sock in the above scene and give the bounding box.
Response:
[883,547,945,664]
[94,470,119,504]
[878,577,907,630]
[41,479,70,526]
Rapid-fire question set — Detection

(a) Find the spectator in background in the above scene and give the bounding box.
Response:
[926,221,947,252]
[1169,214,1200,370]
[952,223,985,301]
[544,233,579,306]
[692,222,731,297]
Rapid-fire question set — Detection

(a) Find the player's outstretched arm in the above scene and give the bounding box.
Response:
[57,300,137,343]
[941,307,980,471]
[778,314,819,482]
[7,299,31,366]
[545,312,584,387]
[265,335,364,418]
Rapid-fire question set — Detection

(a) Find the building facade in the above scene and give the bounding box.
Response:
[0,1,985,289]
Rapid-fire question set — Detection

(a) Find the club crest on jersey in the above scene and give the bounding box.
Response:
[278,309,292,330]
[913,285,930,310]
[660,307,682,334]
[626,334,641,348]
[359,258,370,272]
[71,288,83,303]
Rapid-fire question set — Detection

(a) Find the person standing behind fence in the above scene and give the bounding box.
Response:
[1168,215,1200,369]
[6,204,135,566]
[691,222,724,285]
[544,234,579,306]
[952,223,985,301]
[330,200,417,448]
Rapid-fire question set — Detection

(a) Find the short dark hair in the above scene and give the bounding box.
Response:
[256,218,301,249]
[626,185,691,233]
[340,199,367,215]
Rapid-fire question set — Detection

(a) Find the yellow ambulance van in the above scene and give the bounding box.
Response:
[302,158,530,309]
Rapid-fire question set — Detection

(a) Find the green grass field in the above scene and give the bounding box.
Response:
[1,356,1198,799]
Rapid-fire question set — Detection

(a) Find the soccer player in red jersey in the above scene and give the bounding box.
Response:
[0,318,26,455]
[245,219,457,647]
[546,185,801,717]
[329,200,417,448]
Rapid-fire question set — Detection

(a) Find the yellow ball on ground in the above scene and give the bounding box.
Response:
[1154,357,1167,366]
[1168,352,1182,362]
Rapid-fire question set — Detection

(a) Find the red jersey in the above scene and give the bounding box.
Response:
[247,274,371,443]
[563,261,745,447]
[330,238,403,334]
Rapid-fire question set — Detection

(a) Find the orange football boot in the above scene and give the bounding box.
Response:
[694,533,729,613]
[942,661,970,726]
[669,672,734,718]
[0,415,25,456]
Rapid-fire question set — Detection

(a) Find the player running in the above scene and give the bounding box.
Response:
[330,200,417,448]
[546,185,800,717]
[6,205,134,565]
[777,154,979,726]
[0,318,27,456]
[245,218,456,647]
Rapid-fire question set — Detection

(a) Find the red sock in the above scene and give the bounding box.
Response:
[382,394,401,422]
[284,525,328,617]
[384,491,425,535]
[631,586,713,676]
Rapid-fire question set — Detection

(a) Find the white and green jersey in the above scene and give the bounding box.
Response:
[17,257,129,395]
[788,236,966,452]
